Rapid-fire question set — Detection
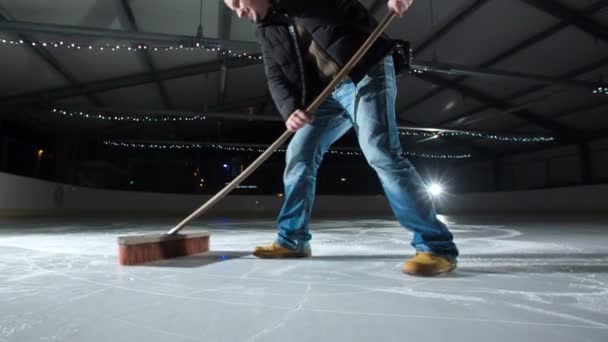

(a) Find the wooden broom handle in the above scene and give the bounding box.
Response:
[305,12,396,113]
[167,12,397,235]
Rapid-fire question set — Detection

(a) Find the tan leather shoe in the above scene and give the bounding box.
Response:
[253,242,311,258]
[402,253,456,276]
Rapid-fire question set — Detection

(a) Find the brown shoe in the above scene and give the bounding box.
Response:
[402,253,456,276]
[252,242,311,259]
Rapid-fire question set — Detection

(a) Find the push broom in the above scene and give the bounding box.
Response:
[117,11,397,265]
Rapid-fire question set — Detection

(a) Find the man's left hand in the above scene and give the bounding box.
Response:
[388,0,414,17]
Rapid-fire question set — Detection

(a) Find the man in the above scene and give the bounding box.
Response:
[224,0,459,276]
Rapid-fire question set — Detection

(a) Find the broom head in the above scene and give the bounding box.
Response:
[118,231,210,265]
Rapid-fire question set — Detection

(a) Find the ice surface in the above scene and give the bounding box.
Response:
[1,215,607,341]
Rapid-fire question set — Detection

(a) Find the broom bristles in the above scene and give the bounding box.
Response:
[118,232,210,265]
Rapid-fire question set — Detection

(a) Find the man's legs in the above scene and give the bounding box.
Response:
[274,97,352,251]
[334,56,459,260]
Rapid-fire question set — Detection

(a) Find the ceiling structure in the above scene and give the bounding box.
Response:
[0,0,607,160]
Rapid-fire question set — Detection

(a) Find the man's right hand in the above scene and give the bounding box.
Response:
[388,0,414,17]
[286,109,314,132]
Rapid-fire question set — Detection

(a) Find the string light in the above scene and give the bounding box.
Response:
[0,39,262,60]
[103,141,472,159]
[399,130,555,143]
[53,109,552,144]
[593,86,608,96]
[52,108,207,122]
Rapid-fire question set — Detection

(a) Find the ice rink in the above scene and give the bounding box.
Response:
[1,215,608,341]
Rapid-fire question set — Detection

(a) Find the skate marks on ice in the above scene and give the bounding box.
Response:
[1,218,608,341]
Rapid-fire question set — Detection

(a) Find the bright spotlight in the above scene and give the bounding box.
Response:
[428,183,444,197]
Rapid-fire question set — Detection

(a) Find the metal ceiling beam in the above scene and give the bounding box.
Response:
[447,102,608,171]
[413,72,580,139]
[481,0,608,67]
[400,22,566,113]
[0,4,14,21]
[399,1,608,116]
[414,0,490,56]
[519,0,608,43]
[0,5,103,106]
[497,100,608,134]
[398,122,529,158]
[440,56,608,127]
[491,126,608,162]
[446,101,608,158]
[218,3,233,109]
[118,0,173,109]
[0,20,260,51]
[412,61,603,90]
[0,55,261,106]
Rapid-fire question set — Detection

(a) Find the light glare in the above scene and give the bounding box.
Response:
[428,183,443,197]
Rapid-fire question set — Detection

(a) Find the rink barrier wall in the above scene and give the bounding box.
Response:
[437,184,608,215]
[1,172,606,217]
[0,172,393,218]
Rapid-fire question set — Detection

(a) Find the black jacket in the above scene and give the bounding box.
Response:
[256,0,397,120]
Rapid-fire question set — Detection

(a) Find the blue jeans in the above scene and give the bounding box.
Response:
[276,56,459,259]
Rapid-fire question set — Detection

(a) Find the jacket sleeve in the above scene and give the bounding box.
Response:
[257,30,299,121]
